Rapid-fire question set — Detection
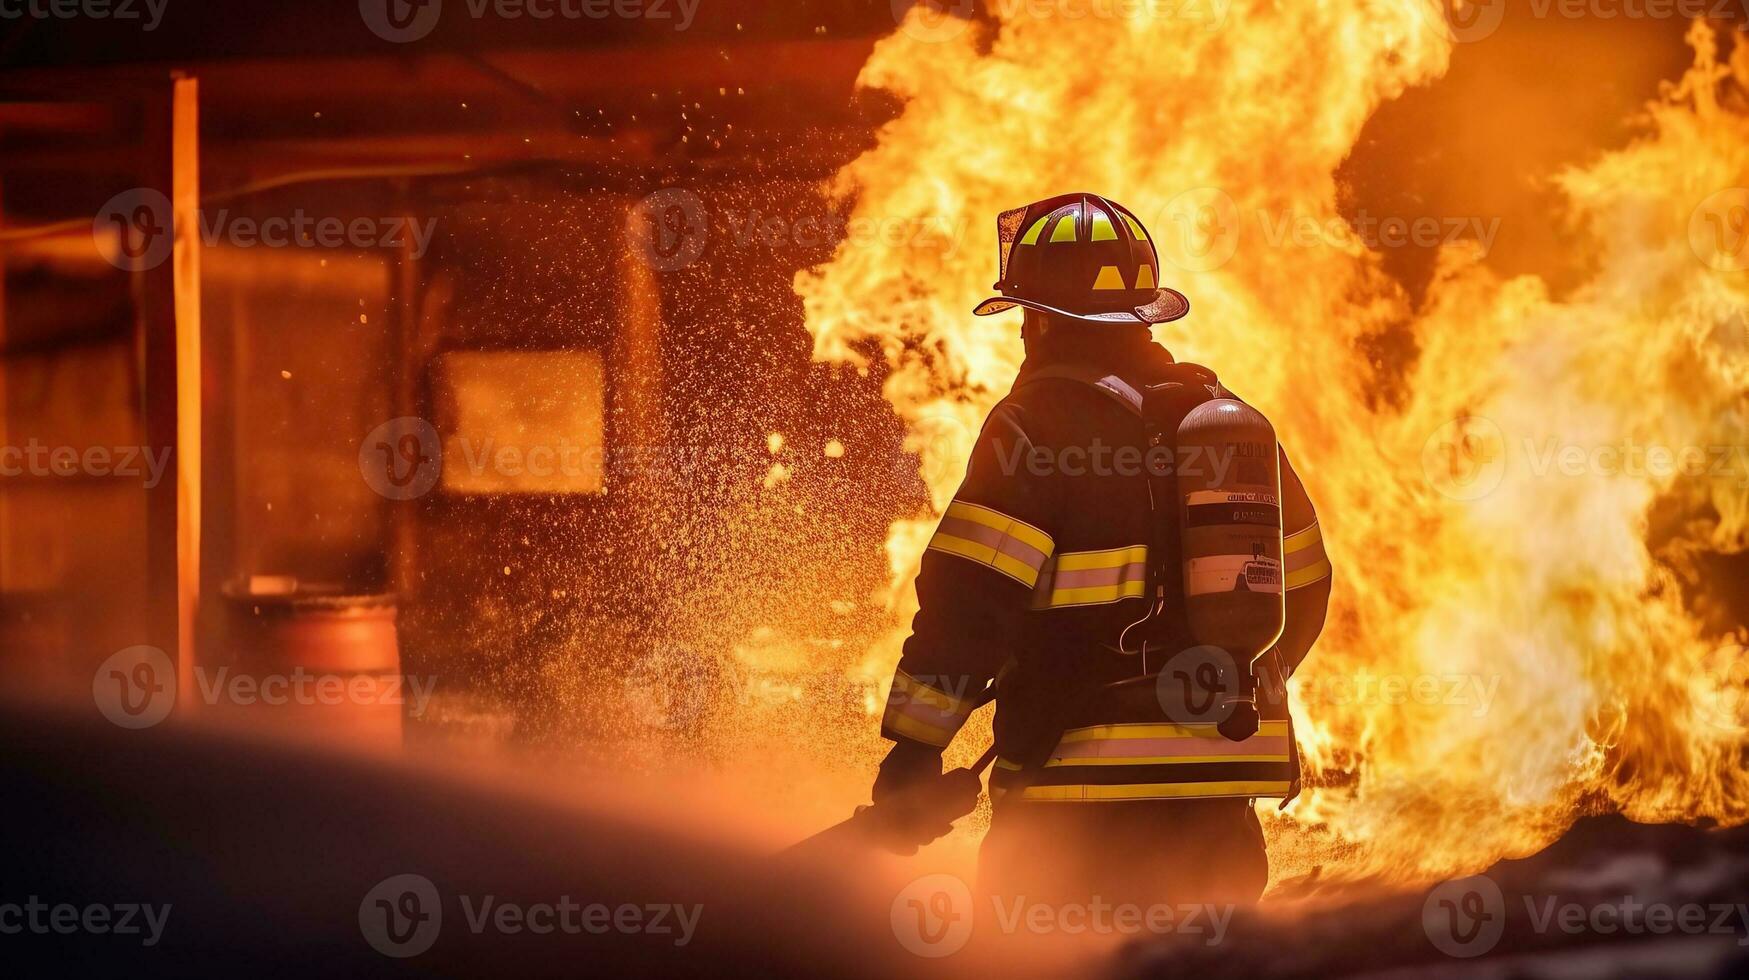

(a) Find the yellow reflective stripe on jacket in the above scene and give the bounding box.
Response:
[881,670,981,747]
[1056,720,1290,743]
[926,501,1055,589]
[1029,545,1148,608]
[1049,720,1291,766]
[1008,720,1294,801]
[1018,780,1293,802]
[1284,521,1331,590]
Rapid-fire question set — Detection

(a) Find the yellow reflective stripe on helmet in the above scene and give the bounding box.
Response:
[1030,545,1148,608]
[1118,212,1148,241]
[1018,216,1049,246]
[1134,264,1156,290]
[926,501,1055,589]
[1284,521,1330,590]
[1090,210,1117,241]
[1091,265,1126,290]
[1018,780,1292,802]
[1049,215,1077,242]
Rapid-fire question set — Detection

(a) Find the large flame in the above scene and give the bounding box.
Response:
[797,5,1749,883]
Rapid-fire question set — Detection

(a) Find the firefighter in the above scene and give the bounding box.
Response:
[871,192,1333,908]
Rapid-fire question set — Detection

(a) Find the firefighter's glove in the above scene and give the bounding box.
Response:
[873,738,944,804]
[873,742,982,855]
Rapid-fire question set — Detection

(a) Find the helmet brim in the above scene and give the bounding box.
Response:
[972,287,1190,325]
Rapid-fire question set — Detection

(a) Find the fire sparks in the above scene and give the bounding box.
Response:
[797,7,1749,884]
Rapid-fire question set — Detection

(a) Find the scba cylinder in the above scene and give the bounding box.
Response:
[1177,399,1286,668]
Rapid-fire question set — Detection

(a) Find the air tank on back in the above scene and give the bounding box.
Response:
[1177,398,1285,738]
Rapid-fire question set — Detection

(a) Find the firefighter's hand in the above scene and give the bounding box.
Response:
[872,738,944,804]
[875,767,984,856]
[930,767,983,822]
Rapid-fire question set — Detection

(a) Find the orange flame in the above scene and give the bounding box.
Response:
[798,7,1749,883]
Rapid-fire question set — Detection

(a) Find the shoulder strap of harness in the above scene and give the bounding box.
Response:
[1012,364,1146,416]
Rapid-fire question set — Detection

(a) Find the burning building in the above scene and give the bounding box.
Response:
[2,1,1749,976]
